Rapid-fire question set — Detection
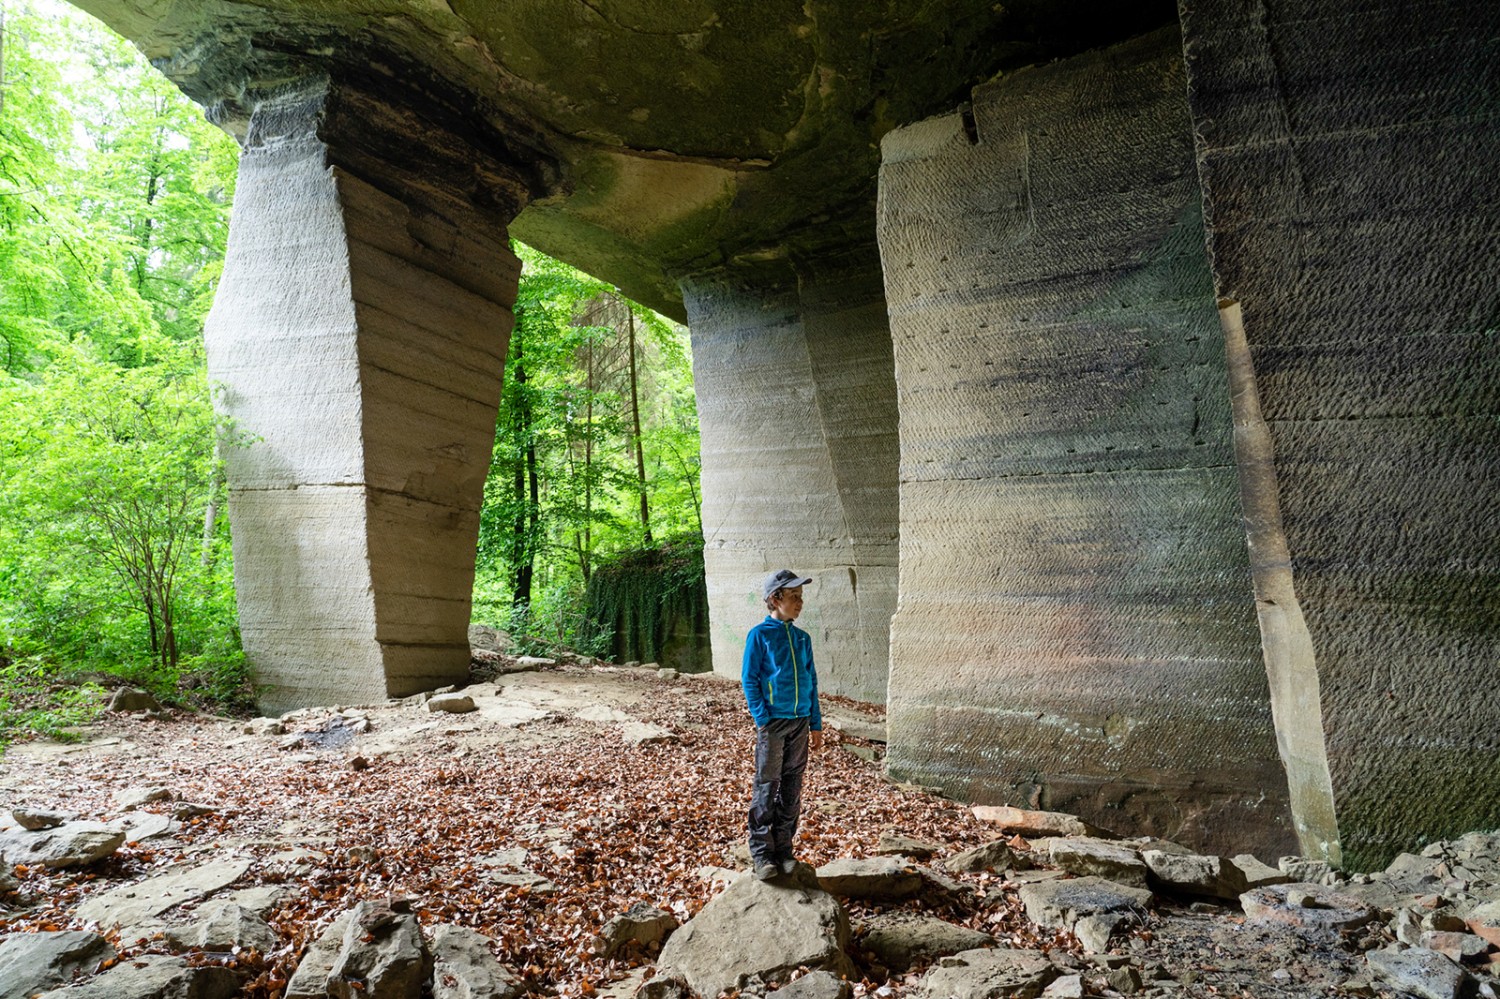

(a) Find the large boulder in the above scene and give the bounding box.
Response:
[912,947,1059,999]
[429,924,524,999]
[33,954,238,999]
[0,821,124,869]
[0,930,116,999]
[326,899,432,999]
[657,867,854,995]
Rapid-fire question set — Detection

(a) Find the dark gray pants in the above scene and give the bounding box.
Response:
[748,716,810,864]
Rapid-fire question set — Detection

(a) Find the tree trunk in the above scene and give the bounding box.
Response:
[511,333,534,607]
[626,308,653,546]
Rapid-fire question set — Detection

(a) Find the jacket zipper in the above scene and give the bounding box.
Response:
[784,622,800,714]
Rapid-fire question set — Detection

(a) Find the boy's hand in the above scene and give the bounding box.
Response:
[810,729,824,751]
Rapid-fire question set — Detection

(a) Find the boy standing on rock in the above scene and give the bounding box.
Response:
[742,569,824,881]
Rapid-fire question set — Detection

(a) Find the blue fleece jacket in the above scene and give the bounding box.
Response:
[742,615,822,730]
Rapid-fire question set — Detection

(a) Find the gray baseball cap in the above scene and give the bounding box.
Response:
[762,569,812,600]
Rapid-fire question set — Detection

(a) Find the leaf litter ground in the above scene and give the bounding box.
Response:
[0,664,1070,997]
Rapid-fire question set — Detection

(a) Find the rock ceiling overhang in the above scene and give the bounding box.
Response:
[72,0,1176,318]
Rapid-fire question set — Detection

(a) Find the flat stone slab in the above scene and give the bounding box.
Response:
[913,947,1059,999]
[1018,876,1153,930]
[1039,837,1148,888]
[75,858,252,930]
[816,856,951,901]
[0,821,125,869]
[34,954,239,999]
[621,722,678,746]
[860,912,996,971]
[1239,883,1379,932]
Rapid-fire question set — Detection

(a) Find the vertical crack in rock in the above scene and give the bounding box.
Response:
[1219,299,1341,865]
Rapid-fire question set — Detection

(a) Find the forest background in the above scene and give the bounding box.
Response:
[0,0,704,745]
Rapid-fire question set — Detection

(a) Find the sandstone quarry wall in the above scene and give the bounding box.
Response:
[876,28,1296,856]
[1179,0,1500,869]
[685,254,900,704]
[206,81,520,712]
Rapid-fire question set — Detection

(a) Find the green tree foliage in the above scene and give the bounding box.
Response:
[0,1,244,716]
[476,245,703,655]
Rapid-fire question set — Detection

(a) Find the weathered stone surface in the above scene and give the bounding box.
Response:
[815,856,951,901]
[429,924,523,999]
[1239,883,1378,932]
[427,693,478,714]
[875,832,941,859]
[1143,850,1291,900]
[1419,931,1490,963]
[621,722,678,747]
[1467,900,1500,948]
[0,930,116,999]
[1365,946,1470,999]
[112,786,172,811]
[595,903,677,959]
[204,79,523,713]
[859,912,995,971]
[162,902,278,953]
[33,954,239,999]
[286,912,354,999]
[106,687,161,713]
[878,28,1293,858]
[1018,877,1152,930]
[1073,913,1127,953]
[1279,857,1337,885]
[75,859,251,930]
[112,811,177,842]
[12,808,68,831]
[970,808,1105,839]
[0,821,125,869]
[657,867,854,995]
[687,254,899,705]
[945,839,1028,874]
[326,899,432,999]
[913,947,1058,999]
[769,970,852,999]
[1039,838,1148,888]
[1180,0,1500,872]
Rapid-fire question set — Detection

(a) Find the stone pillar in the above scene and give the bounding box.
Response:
[1180,0,1500,868]
[206,80,531,712]
[876,28,1295,856]
[685,250,900,704]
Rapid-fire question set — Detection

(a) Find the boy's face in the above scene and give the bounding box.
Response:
[771,585,804,621]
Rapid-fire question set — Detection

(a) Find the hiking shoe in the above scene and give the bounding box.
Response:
[753,862,778,881]
[778,857,797,875]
